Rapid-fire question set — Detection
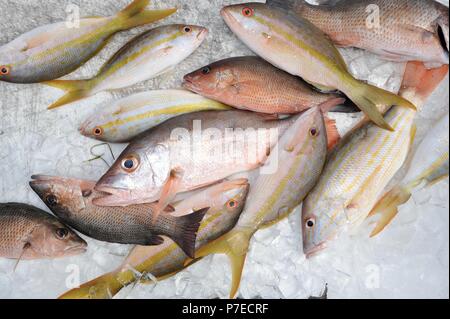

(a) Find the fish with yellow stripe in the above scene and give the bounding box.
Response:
[189,106,328,298]
[302,62,449,258]
[57,179,250,299]
[0,0,176,83]
[80,89,231,143]
[368,112,449,237]
[220,3,416,131]
[46,24,208,109]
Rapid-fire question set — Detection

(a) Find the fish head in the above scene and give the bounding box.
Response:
[221,3,275,44]
[289,106,328,154]
[221,3,298,71]
[79,112,114,142]
[29,175,95,220]
[183,59,239,100]
[94,143,171,206]
[28,217,87,258]
[185,178,250,220]
[216,178,250,215]
[164,24,209,52]
[302,195,347,258]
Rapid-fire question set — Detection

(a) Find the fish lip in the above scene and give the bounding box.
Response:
[64,243,87,255]
[220,7,231,20]
[304,242,327,259]
[220,7,238,27]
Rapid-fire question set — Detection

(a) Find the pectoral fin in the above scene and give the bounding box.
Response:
[368,186,412,237]
[152,168,184,223]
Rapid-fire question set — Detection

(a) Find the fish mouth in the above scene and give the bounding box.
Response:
[304,241,328,259]
[78,120,91,136]
[182,77,200,92]
[64,241,88,256]
[29,175,61,194]
[220,7,233,22]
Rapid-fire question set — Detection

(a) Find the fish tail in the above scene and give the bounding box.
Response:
[368,183,417,238]
[116,0,177,30]
[59,272,123,299]
[342,76,417,131]
[186,229,251,298]
[400,62,449,101]
[45,80,94,109]
[168,207,209,259]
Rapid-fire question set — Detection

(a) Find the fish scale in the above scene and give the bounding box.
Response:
[221,3,417,131]
[46,24,208,109]
[94,110,298,207]
[0,203,86,260]
[302,62,449,257]
[0,0,177,83]
[268,0,449,65]
[368,113,449,236]
[80,90,230,143]
[192,106,328,298]
[183,56,346,115]
[29,176,208,259]
[57,179,250,299]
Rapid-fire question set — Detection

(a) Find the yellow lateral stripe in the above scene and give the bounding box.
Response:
[17,18,116,67]
[252,139,311,225]
[98,31,182,81]
[322,110,413,233]
[253,15,345,75]
[333,109,409,196]
[101,102,228,130]
[343,111,409,194]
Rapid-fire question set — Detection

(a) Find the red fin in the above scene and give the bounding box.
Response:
[324,116,341,150]
[400,62,449,100]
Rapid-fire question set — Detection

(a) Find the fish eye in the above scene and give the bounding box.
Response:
[93,126,103,136]
[305,218,315,228]
[226,199,238,210]
[45,195,58,206]
[183,26,192,33]
[242,7,254,17]
[309,127,319,137]
[0,65,10,75]
[55,228,69,239]
[201,66,211,75]
[121,156,139,172]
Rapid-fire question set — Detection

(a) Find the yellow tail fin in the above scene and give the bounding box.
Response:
[59,272,123,299]
[343,77,416,131]
[117,0,177,30]
[45,80,94,109]
[189,229,251,299]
